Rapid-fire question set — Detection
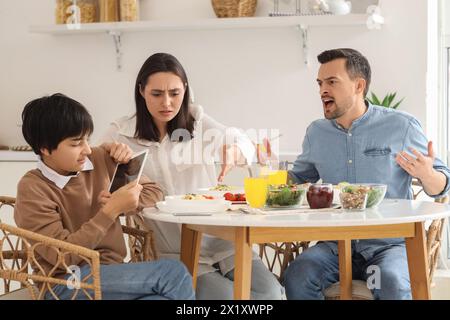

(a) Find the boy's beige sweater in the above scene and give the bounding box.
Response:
[14,147,162,278]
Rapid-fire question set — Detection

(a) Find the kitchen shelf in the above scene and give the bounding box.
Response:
[29,14,382,69]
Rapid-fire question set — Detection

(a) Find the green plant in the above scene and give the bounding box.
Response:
[366,92,404,109]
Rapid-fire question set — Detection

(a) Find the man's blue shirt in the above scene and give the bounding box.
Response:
[289,103,450,258]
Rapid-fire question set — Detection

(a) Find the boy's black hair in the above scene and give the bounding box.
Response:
[21,93,94,156]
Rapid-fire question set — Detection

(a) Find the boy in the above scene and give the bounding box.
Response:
[15,93,194,300]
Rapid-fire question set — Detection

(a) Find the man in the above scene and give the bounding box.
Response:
[283,48,450,299]
[15,93,195,300]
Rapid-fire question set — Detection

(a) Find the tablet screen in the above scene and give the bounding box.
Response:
[109,150,148,193]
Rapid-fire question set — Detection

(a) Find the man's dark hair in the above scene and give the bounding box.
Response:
[134,52,194,142]
[317,48,371,97]
[21,93,94,156]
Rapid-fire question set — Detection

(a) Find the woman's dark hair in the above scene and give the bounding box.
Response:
[134,53,195,142]
[21,93,93,156]
[317,48,371,97]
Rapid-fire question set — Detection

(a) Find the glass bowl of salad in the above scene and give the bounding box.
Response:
[361,184,387,208]
[338,183,387,209]
[266,184,306,208]
[339,185,369,211]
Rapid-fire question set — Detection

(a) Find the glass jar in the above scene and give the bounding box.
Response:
[55,0,97,24]
[120,0,139,21]
[306,183,334,209]
[99,0,119,22]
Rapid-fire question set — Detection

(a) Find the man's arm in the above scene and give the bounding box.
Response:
[289,129,320,184]
[395,119,450,197]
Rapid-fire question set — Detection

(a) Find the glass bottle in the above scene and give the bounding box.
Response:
[99,0,119,22]
[119,0,140,21]
[55,0,97,24]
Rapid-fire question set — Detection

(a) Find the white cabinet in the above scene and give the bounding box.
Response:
[0,155,36,226]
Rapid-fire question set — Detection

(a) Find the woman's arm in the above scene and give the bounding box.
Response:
[200,108,255,181]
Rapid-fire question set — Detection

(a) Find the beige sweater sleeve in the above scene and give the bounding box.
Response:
[14,175,116,267]
[136,174,164,212]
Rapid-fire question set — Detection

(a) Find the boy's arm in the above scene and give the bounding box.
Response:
[98,145,163,211]
[14,179,116,268]
[130,174,163,214]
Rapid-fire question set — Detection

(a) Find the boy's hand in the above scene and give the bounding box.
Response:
[101,142,133,164]
[97,190,111,207]
[102,182,143,220]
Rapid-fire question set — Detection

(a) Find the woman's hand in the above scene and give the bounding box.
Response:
[101,142,133,164]
[217,144,245,182]
[255,138,272,165]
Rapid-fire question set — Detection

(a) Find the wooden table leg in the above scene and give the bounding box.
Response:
[338,239,352,300]
[180,224,202,289]
[405,222,430,300]
[234,227,252,300]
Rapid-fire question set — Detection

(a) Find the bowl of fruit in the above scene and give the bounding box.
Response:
[307,183,334,209]
[266,184,306,208]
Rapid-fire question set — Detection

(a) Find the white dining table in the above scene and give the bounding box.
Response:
[143,199,450,300]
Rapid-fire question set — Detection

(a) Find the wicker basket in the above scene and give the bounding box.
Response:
[211,0,257,18]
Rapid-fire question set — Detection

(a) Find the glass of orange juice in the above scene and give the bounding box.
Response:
[244,177,268,208]
[267,170,288,185]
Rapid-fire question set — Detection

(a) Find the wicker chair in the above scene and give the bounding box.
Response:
[258,180,448,299]
[0,196,157,300]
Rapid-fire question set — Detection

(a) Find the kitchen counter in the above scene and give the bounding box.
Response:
[0,151,37,162]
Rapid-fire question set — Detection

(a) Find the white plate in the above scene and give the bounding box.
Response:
[197,187,245,198]
[165,195,227,206]
[156,201,231,215]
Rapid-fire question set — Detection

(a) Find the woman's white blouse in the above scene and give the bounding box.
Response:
[100,104,256,276]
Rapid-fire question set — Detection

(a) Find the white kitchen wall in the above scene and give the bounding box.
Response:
[0,0,434,156]
[444,0,450,35]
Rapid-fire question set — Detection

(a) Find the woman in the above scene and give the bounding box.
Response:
[100,53,283,299]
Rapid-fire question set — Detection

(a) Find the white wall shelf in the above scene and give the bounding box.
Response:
[29,14,381,70]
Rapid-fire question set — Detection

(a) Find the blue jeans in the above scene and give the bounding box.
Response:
[196,258,283,300]
[283,241,412,300]
[46,259,195,300]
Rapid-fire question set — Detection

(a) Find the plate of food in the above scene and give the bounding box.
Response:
[157,194,232,215]
[197,184,245,198]
[165,194,226,206]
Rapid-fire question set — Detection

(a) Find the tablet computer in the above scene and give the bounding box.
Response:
[108,149,149,193]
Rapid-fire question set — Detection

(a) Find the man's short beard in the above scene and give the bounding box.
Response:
[324,105,346,120]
